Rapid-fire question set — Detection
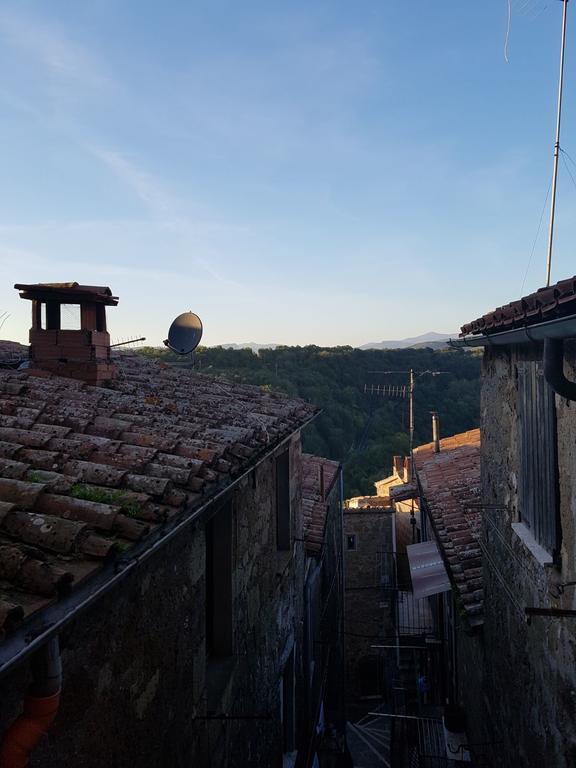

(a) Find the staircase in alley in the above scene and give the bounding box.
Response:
[346,707,391,768]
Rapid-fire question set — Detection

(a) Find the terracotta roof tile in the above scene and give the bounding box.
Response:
[0,353,318,641]
[460,275,576,336]
[301,454,340,556]
[414,429,482,628]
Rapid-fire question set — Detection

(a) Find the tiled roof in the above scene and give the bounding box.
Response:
[302,454,340,555]
[413,429,482,629]
[0,341,27,363]
[460,275,576,336]
[0,353,317,642]
[345,496,394,510]
[14,282,118,305]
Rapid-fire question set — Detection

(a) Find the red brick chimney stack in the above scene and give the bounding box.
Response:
[14,282,118,386]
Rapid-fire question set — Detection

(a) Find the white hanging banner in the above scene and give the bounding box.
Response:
[406,540,451,601]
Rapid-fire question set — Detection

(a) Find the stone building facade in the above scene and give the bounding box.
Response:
[0,442,306,768]
[343,504,394,717]
[0,282,343,768]
[301,455,345,763]
[455,276,576,767]
[475,342,576,767]
[411,431,484,758]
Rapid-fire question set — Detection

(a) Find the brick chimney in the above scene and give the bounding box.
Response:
[404,456,413,482]
[431,411,440,453]
[15,282,118,385]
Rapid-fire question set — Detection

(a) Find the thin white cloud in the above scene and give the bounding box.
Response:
[90,148,178,221]
[0,9,108,89]
[87,146,242,287]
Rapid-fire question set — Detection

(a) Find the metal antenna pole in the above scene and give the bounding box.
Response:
[409,369,415,477]
[545,0,569,288]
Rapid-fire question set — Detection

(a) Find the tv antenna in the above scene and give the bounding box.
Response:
[164,311,203,355]
[365,369,450,475]
[110,337,146,348]
[545,0,569,287]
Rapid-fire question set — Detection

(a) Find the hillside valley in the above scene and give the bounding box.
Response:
[137,344,481,497]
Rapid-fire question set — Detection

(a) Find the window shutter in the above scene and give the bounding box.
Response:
[517,361,559,555]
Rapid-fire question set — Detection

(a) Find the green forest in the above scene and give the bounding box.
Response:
[137,345,481,498]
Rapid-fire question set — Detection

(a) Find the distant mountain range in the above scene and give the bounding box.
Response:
[218,342,278,352]
[215,333,457,352]
[359,332,457,350]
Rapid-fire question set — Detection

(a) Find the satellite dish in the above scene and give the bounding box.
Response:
[164,312,203,355]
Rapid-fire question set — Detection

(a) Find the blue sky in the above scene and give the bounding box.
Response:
[0,0,575,346]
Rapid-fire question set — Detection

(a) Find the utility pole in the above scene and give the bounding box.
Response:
[365,368,448,542]
[366,369,448,462]
[409,369,415,478]
[545,0,569,287]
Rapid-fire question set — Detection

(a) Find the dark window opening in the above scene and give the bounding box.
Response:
[205,501,233,657]
[346,534,356,551]
[358,656,381,698]
[276,448,291,551]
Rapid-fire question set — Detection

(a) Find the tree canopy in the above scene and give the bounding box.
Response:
[137,345,481,497]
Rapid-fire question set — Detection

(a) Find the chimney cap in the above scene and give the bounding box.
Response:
[14,283,118,306]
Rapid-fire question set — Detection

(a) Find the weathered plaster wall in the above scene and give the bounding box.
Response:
[0,434,306,768]
[343,508,394,715]
[480,345,576,768]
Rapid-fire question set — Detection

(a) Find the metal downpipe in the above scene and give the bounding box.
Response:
[0,637,62,768]
[543,337,576,401]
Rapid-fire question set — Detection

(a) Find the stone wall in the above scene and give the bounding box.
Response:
[452,610,486,756]
[343,508,394,716]
[479,344,576,767]
[0,434,307,768]
[319,472,345,731]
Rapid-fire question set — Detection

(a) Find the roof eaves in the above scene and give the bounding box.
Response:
[0,411,318,679]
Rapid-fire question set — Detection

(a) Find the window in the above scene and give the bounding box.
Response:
[517,361,560,557]
[276,448,291,551]
[205,501,233,657]
[59,304,81,330]
[346,534,356,551]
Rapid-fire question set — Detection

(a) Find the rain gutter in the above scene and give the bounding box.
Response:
[448,313,576,348]
[0,412,320,681]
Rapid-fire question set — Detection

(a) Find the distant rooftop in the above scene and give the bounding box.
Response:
[302,454,340,555]
[414,429,482,629]
[460,275,576,336]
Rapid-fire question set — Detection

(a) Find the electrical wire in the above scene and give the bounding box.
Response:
[527,1,549,23]
[559,146,576,170]
[560,148,576,194]
[520,177,552,295]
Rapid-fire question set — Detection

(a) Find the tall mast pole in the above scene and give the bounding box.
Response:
[409,368,416,541]
[409,368,414,479]
[545,0,569,288]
